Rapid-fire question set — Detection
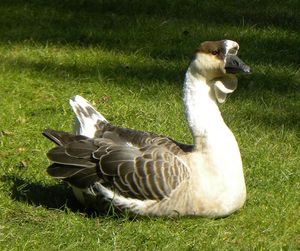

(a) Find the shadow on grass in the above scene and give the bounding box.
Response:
[0,48,299,135]
[2,175,82,211]
[2,54,299,94]
[0,0,299,107]
[1,175,144,220]
[1,175,232,221]
[0,0,299,65]
[0,55,185,85]
[0,1,299,131]
[238,70,299,94]
[0,1,299,87]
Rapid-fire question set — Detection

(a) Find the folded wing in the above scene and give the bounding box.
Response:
[44,126,190,201]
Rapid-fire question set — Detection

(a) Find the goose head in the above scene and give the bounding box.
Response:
[188,39,251,103]
[190,40,250,80]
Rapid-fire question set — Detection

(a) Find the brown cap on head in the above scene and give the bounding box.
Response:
[197,40,226,56]
[196,40,240,57]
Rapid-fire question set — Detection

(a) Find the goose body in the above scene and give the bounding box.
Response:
[43,40,250,217]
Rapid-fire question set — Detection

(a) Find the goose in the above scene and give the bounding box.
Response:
[43,40,250,217]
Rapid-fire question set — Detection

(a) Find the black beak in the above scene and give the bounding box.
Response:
[225,54,251,74]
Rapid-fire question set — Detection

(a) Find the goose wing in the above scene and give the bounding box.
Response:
[44,127,190,201]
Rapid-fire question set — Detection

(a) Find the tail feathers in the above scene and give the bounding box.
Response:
[69,95,107,138]
[48,163,100,188]
[45,134,101,188]
[42,129,89,146]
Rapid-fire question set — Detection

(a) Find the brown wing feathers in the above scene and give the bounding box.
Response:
[43,127,189,200]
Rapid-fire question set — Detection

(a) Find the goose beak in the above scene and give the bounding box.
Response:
[225,54,251,74]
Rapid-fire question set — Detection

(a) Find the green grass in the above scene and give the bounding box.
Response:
[0,0,299,250]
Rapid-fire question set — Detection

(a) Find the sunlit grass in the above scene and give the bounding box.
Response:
[0,0,299,250]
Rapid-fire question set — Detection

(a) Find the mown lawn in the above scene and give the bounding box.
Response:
[0,0,299,250]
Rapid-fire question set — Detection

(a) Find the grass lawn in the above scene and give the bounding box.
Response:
[0,0,299,250]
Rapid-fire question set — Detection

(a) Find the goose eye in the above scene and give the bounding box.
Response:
[211,50,219,56]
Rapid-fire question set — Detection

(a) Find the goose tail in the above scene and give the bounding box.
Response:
[42,129,99,189]
[69,95,108,138]
[42,128,89,146]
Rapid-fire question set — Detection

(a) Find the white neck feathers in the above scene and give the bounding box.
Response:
[183,67,225,147]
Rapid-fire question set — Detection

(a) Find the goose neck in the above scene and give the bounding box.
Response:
[183,69,224,147]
